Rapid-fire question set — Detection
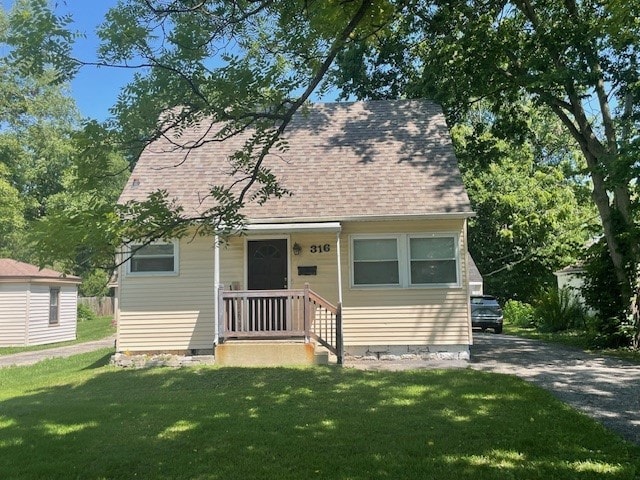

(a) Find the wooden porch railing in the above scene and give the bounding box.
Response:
[218,284,343,364]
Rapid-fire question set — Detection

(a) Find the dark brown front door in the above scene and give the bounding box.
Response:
[247,239,288,290]
[247,239,288,331]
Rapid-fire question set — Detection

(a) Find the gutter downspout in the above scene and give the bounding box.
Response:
[464,219,473,347]
[336,228,344,365]
[213,235,220,346]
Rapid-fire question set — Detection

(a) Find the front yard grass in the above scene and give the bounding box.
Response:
[0,351,638,479]
[0,315,114,356]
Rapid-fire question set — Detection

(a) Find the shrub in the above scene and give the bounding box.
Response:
[503,300,535,327]
[579,238,631,348]
[79,269,111,297]
[585,315,634,349]
[580,238,625,322]
[533,287,585,333]
[77,303,98,322]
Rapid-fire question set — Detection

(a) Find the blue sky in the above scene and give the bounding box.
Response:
[2,0,131,121]
[57,1,132,121]
[3,1,340,122]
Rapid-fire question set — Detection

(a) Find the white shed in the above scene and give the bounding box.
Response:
[0,259,81,347]
[554,264,594,313]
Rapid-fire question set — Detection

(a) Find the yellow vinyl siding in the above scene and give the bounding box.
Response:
[289,232,339,303]
[118,235,215,352]
[219,233,340,303]
[219,237,244,289]
[0,284,28,346]
[340,219,471,348]
[117,218,472,353]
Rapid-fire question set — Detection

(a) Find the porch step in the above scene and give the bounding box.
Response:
[215,341,328,367]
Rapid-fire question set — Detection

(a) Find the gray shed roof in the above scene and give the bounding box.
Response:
[119,99,473,222]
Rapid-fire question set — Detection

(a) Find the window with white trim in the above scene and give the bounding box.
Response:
[409,236,458,285]
[127,241,178,274]
[352,238,400,286]
[351,234,460,288]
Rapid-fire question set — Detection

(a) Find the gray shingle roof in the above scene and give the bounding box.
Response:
[119,99,473,222]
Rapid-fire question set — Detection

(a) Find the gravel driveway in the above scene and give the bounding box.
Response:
[0,336,115,369]
[470,333,640,445]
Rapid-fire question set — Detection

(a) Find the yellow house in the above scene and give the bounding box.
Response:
[115,100,475,365]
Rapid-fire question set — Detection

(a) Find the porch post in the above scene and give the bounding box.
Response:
[214,235,221,345]
[303,282,311,342]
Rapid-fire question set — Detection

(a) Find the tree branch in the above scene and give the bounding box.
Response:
[236,0,375,204]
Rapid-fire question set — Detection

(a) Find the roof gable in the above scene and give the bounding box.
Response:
[119,100,473,222]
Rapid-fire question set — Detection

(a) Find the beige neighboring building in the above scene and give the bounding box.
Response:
[116,100,475,364]
[0,259,81,347]
[468,254,484,296]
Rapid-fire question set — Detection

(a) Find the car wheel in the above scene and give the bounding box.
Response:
[494,326,503,334]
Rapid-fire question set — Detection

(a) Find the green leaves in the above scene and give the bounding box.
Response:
[92,0,389,257]
[2,0,79,82]
[453,104,597,301]
[29,122,130,275]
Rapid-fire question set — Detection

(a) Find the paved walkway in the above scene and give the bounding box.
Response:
[470,333,640,445]
[0,336,116,369]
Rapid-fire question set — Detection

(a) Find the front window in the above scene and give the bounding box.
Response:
[350,233,460,288]
[127,241,178,274]
[409,236,458,285]
[49,288,60,325]
[352,238,400,285]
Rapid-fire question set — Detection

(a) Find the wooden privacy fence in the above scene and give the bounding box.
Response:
[78,297,114,316]
[219,284,343,364]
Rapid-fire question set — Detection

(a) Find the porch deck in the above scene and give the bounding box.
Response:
[218,285,343,364]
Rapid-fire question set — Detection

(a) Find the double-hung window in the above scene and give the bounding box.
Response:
[352,237,400,286]
[409,236,458,285]
[351,234,460,288]
[127,241,178,275]
[49,288,60,325]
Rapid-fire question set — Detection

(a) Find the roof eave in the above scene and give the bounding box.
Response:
[0,277,82,285]
[245,212,476,224]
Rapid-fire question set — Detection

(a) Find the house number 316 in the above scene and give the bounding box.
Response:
[310,244,331,253]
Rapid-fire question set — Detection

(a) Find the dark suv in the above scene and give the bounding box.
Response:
[471,295,503,334]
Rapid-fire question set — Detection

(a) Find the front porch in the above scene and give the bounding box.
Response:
[216,284,343,366]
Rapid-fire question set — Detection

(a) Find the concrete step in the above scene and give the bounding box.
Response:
[215,341,328,367]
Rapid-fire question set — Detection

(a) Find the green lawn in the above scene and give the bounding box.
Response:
[0,316,115,356]
[0,351,637,479]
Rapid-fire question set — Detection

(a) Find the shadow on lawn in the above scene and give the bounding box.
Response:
[82,352,113,370]
[0,360,637,480]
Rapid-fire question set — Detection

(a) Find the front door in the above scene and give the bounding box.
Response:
[247,239,288,332]
[247,239,288,290]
